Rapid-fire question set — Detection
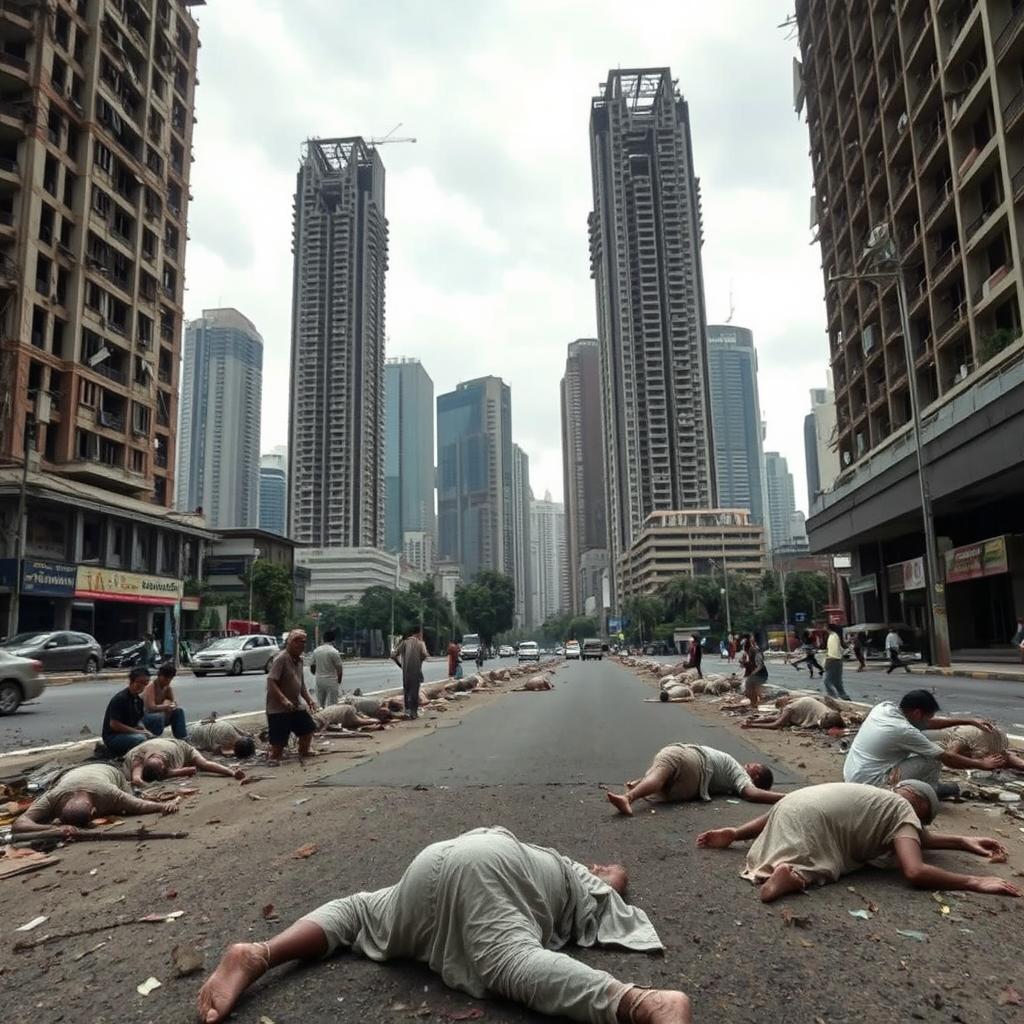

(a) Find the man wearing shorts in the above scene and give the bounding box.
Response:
[265,629,318,762]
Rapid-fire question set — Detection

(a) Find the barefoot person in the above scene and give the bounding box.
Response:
[741,695,844,732]
[196,825,689,1024]
[696,780,1022,903]
[122,737,245,785]
[12,763,180,835]
[607,744,782,815]
[265,629,318,762]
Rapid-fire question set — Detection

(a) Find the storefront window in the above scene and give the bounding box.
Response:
[159,533,178,575]
[26,507,69,559]
[109,521,127,566]
[81,513,104,563]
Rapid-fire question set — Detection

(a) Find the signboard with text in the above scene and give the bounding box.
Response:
[75,566,182,605]
[944,536,1009,584]
[21,559,77,597]
[887,556,926,593]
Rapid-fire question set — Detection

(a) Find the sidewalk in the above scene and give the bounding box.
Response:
[912,661,1024,683]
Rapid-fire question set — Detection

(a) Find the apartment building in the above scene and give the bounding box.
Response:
[803,382,840,507]
[797,0,1024,653]
[510,442,532,629]
[529,491,566,627]
[589,68,716,606]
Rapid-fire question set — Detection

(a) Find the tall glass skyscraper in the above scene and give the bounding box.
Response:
[259,448,287,536]
[765,451,797,553]
[176,308,263,528]
[384,358,435,557]
[706,325,769,539]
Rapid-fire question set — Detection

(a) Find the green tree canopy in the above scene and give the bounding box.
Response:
[455,570,515,646]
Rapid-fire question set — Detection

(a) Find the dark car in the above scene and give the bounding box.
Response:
[0,630,103,674]
[103,639,147,668]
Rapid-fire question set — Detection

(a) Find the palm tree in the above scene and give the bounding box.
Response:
[658,575,694,622]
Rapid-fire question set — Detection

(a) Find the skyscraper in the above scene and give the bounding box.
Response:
[589,68,716,603]
[510,444,532,629]
[288,138,387,547]
[764,452,797,553]
[530,492,567,627]
[384,358,435,560]
[706,325,769,536]
[259,448,288,536]
[560,338,608,615]
[803,384,839,510]
[176,309,263,528]
[436,377,513,581]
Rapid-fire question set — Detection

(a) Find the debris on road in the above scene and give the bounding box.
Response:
[0,848,58,880]
[997,986,1023,1007]
[292,842,318,859]
[848,909,873,920]
[136,976,161,996]
[781,908,811,928]
[895,929,928,942]
[72,940,106,961]
[262,903,278,920]
[15,915,47,932]
[171,943,204,977]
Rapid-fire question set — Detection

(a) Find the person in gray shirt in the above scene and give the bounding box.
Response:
[310,629,344,707]
[392,628,428,720]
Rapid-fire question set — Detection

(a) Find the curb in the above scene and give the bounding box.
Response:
[914,665,1024,684]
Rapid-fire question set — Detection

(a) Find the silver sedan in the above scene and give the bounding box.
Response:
[0,650,46,714]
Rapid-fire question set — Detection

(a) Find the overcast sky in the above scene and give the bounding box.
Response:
[183,0,829,514]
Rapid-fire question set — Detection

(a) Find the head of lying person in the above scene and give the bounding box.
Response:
[820,710,845,730]
[588,862,628,893]
[141,754,170,782]
[58,792,97,827]
[233,736,256,758]
[744,763,774,789]
[894,779,939,825]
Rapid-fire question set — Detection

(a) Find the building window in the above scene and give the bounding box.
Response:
[94,141,113,174]
[110,521,127,565]
[81,514,103,562]
[80,379,97,407]
[129,447,145,474]
[131,402,150,435]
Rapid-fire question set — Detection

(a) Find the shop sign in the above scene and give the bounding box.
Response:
[22,559,77,597]
[75,566,183,605]
[848,573,877,595]
[0,557,15,591]
[887,557,926,593]
[181,595,201,611]
[944,536,1009,584]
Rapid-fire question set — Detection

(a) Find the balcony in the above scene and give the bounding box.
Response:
[918,122,946,167]
[971,264,1013,309]
[923,181,953,226]
[964,202,1004,248]
[53,457,149,496]
[1012,163,1024,202]
[1003,84,1024,133]
[995,3,1024,60]
[930,241,962,285]
[934,303,968,346]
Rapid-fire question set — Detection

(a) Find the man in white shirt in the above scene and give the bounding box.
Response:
[885,626,911,674]
[843,689,1005,798]
[310,629,344,707]
[823,623,851,699]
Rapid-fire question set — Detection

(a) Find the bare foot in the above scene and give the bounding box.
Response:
[759,864,805,903]
[696,827,735,849]
[618,987,692,1024]
[196,942,268,1023]
[607,791,633,816]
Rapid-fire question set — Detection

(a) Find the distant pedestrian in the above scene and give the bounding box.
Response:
[310,629,344,707]
[393,628,428,720]
[885,626,912,674]
[852,631,867,671]
[823,623,851,700]
[142,663,187,739]
[145,632,160,669]
[742,635,768,713]
[1012,618,1024,664]
[792,631,824,678]
[475,643,485,671]
[686,634,703,679]
[727,634,737,662]
[446,640,462,680]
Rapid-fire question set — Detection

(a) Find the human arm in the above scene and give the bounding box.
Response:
[696,812,771,848]
[893,836,1022,895]
[192,752,244,780]
[108,717,153,737]
[391,640,403,669]
[265,660,296,710]
[924,716,996,733]
[142,683,172,714]
[334,650,344,684]
[112,792,181,817]
[740,784,786,804]
[940,749,1006,771]
[741,712,787,730]
[921,832,1008,861]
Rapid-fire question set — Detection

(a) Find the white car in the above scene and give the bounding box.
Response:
[517,641,540,662]
[192,634,280,677]
[498,644,515,657]
[565,641,581,660]
[0,650,45,714]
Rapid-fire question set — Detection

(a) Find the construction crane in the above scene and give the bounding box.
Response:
[369,122,416,146]
[724,282,735,324]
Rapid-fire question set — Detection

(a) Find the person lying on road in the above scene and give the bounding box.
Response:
[188,719,258,759]
[13,763,180,835]
[934,723,1024,771]
[123,737,245,786]
[741,695,844,732]
[696,780,1021,903]
[513,676,554,691]
[607,744,782,815]
[313,703,387,731]
[196,825,689,1024]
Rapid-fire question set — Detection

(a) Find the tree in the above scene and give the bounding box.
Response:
[455,570,515,646]
[240,561,294,633]
[621,595,664,644]
[658,575,695,623]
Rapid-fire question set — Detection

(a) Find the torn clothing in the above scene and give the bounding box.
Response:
[649,744,750,802]
[301,826,662,1024]
[742,783,922,888]
[25,764,155,823]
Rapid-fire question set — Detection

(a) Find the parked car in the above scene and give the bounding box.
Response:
[0,650,45,714]
[517,641,540,662]
[498,644,515,658]
[581,638,605,661]
[0,631,103,674]
[191,634,280,677]
[565,640,581,660]
[103,639,148,669]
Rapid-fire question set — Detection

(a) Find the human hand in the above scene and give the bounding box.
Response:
[696,828,736,849]
[969,875,1022,897]
[963,837,1008,862]
[307,700,318,712]
[60,825,81,840]
[980,754,1007,770]
[179,766,197,777]
[233,769,246,781]
[160,799,180,816]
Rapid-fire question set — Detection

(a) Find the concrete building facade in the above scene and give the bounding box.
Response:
[764,451,797,553]
[529,491,566,627]
[176,308,262,528]
[706,324,769,536]
[510,442,532,629]
[589,68,716,605]
[259,448,287,536]
[796,0,1024,653]
[436,376,513,583]
[288,138,387,549]
[803,384,840,509]
[560,337,608,616]
[384,357,434,559]
[296,546,425,608]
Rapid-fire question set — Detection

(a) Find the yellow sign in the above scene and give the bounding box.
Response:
[75,566,183,605]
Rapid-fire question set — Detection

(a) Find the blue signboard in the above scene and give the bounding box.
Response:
[608,617,623,632]
[794,612,807,622]
[21,559,77,597]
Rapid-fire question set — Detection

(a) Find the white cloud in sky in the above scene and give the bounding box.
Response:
[183,0,831,514]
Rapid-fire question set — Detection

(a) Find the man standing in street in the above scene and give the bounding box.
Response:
[310,629,344,707]
[1012,617,1024,664]
[393,627,428,720]
[823,623,851,699]
[885,625,912,674]
[266,629,318,763]
[101,666,155,755]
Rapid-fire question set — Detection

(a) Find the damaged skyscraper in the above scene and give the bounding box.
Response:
[288,138,387,547]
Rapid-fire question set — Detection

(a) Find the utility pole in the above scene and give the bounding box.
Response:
[6,413,35,640]
[247,547,261,625]
[780,569,790,662]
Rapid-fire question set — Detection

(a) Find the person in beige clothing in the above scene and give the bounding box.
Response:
[13,763,179,834]
[934,724,1024,770]
[697,781,1021,902]
[313,703,387,732]
[123,737,245,785]
[741,695,844,732]
[188,719,257,759]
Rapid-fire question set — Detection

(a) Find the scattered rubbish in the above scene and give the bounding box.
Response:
[799,938,814,948]
[895,929,928,942]
[938,905,950,916]
[848,909,873,920]
[164,889,177,900]
[91,817,121,826]
[247,793,265,801]
[136,976,162,997]
[89,869,98,876]
[292,843,318,859]
[725,799,740,805]
[441,1010,485,1021]
[0,848,58,881]
[241,776,269,786]
[997,986,1023,1007]
[781,908,811,928]
[262,904,279,921]
[139,911,185,923]
[293,798,311,806]
[259,1017,277,1024]
[171,943,204,977]
[15,915,48,932]
[390,1004,412,1012]
[72,941,106,961]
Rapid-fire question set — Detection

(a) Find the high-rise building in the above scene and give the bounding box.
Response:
[764,452,797,552]
[510,443,532,629]
[384,358,435,559]
[436,376,513,582]
[259,448,288,536]
[560,337,608,615]
[706,325,769,538]
[287,138,387,548]
[589,68,716,604]
[530,491,566,626]
[0,0,202,510]
[803,384,839,510]
[176,309,262,528]
[796,2,1024,649]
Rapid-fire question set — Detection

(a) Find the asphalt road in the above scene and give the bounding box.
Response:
[0,656,468,751]
[3,658,1022,1024]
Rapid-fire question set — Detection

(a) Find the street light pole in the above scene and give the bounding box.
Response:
[719,536,732,635]
[248,547,261,625]
[6,413,35,640]
[779,569,790,662]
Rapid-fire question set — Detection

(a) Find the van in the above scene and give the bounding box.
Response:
[581,638,604,661]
